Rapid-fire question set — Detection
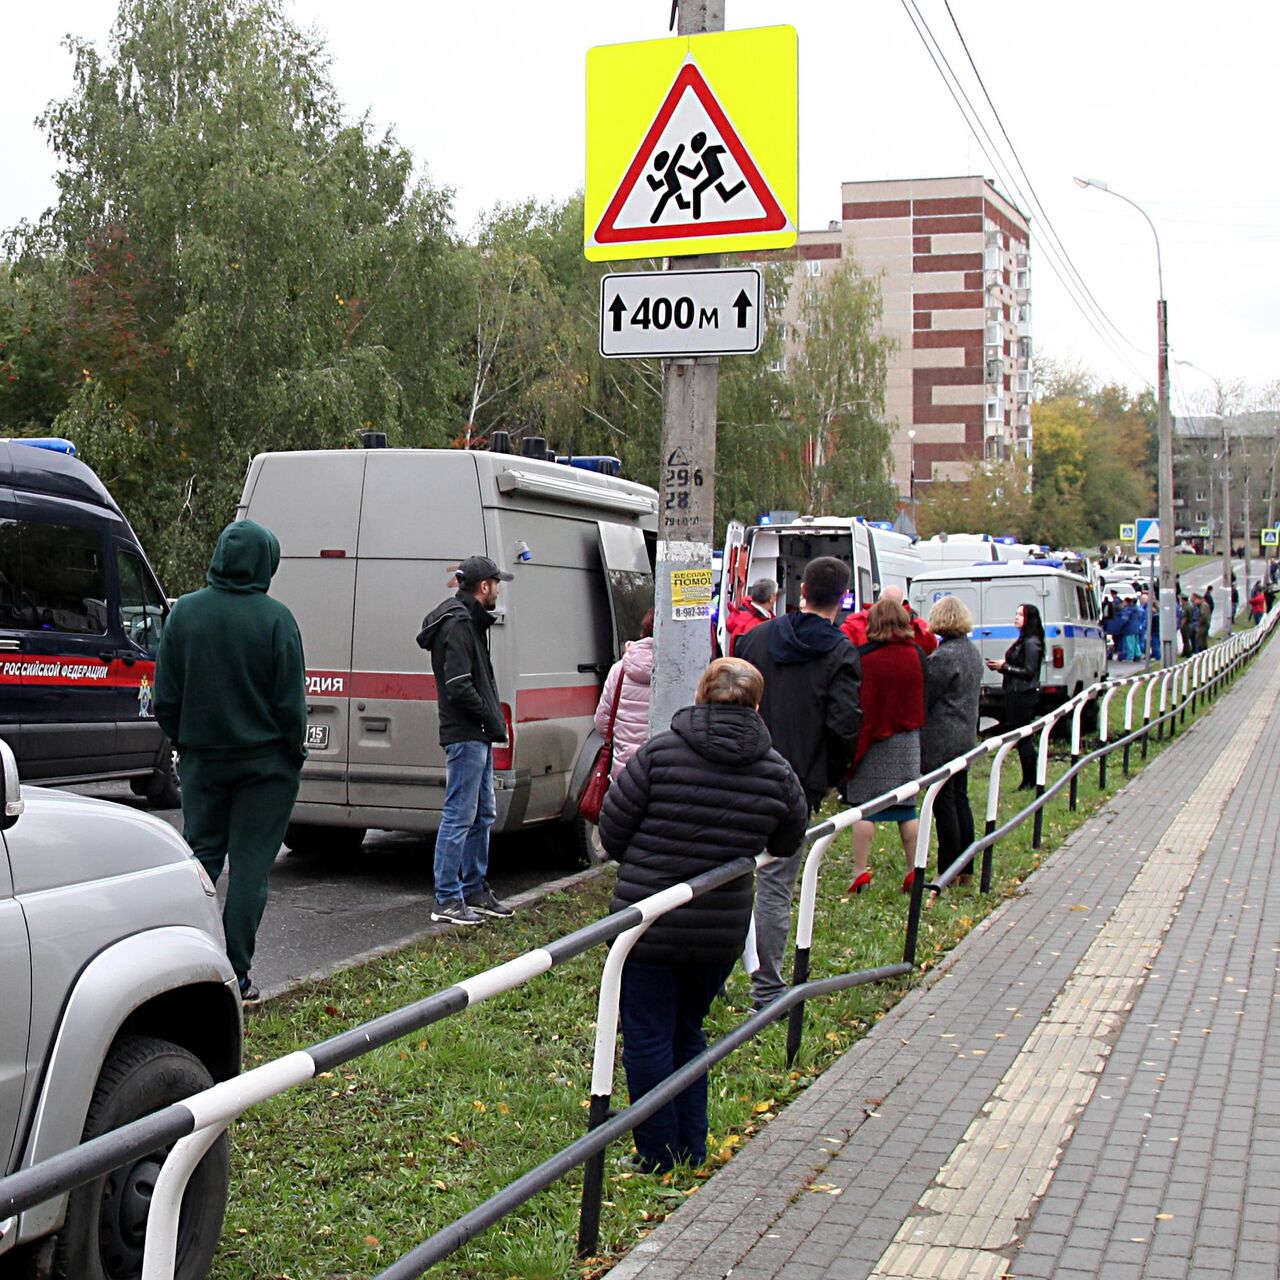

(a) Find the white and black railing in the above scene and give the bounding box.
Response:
[0,613,1271,1280]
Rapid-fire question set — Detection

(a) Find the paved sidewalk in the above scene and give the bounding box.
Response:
[607,639,1280,1280]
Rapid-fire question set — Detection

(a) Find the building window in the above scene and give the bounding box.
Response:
[1194,490,1207,502]
[768,356,786,374]
[804,259,823,278]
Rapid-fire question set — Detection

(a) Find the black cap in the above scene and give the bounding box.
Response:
[456,555,513,587]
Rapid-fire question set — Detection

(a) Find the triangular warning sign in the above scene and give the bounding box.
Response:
[591,59,790,246]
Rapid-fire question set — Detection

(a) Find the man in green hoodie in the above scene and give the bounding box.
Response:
[155,520,307,1002]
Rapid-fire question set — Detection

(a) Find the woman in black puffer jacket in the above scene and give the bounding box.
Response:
[599,657,808,1174]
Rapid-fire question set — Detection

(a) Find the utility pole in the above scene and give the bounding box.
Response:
[1156,298,1175,667]
[1243,465,1252,601]
[648,0,725,736]
[1222,425,1233,637]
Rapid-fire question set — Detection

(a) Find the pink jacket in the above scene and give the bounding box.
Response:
[594,636,654,781]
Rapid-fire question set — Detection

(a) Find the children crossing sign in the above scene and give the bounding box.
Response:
[585,26,798,261]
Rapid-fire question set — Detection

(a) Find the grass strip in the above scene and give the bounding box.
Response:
[210,671,1246,1280]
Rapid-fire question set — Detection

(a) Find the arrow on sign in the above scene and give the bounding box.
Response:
[607,295,627,332]
[732,289,753,328]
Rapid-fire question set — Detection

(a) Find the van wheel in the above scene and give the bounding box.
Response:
[54,1036,227,1280]
[283,823,367,857]
[131,747,181,810]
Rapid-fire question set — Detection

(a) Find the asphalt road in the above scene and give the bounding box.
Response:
[68,780,587,997]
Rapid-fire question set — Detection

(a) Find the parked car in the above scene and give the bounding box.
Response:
[0,438,178,806]
[0,737,241,1280]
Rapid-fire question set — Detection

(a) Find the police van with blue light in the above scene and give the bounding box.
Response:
[909,558,1107,717]
[0,437,178,803]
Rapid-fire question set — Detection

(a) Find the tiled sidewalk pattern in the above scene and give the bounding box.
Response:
[606,640,1279,1280]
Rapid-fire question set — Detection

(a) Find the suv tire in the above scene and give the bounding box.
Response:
[55,1035,228,1280]
[129,747,181,811]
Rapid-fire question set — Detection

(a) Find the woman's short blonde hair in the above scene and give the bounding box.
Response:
[928,594,973,638]
[696,657,764,707]
[866,598,915,643]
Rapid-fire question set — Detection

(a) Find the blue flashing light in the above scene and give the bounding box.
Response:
[840,592,855,611]
[13,437,77,456]
[995,536,1017,544]
[871,521,894,531]
[758,513,772,524]
[558,455,621,476]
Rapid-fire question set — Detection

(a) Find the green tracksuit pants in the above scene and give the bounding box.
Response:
[179,748,301,979]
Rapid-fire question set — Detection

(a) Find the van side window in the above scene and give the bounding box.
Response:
[15,522,107,634]
[0,520,23,628]
[117,550,167,650]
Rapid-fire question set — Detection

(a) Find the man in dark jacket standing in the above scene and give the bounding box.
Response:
[155,520,307,1002]
[417,555,515,927]
[736,556,862,1009]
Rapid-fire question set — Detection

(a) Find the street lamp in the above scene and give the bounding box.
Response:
[907,429,917,512]
[1075,177,1175,666]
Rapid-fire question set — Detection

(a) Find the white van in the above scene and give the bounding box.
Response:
[914,534,1002,571]
[717,515,923,654]
[236,440,658,856]
[909,561,1106,717]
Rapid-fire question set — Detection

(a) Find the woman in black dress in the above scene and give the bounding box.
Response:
[986,603,1045,791]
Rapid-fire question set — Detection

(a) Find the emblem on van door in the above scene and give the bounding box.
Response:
[137,675,154,718]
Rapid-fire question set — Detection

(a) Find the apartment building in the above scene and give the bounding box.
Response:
[771,176,1033,500]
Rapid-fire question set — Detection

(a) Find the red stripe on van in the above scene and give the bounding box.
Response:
[305,669,599,722]
[515,685,600,722]
[0,655,155,688]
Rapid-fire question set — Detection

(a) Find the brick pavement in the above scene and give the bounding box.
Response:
[605,638,1280,1280]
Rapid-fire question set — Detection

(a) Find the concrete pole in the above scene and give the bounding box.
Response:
[1222,426,1233,637]
[648,0,725,736]
[1243,467,1252,599]
[1156,299,1176,667]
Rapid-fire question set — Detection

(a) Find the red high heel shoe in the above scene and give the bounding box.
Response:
[902,869,916,894]
[848,871,873,894]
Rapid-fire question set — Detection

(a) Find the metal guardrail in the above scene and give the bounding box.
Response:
[0,613,1272,1279]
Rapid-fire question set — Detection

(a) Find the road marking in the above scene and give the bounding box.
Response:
[869,653,1280,1278]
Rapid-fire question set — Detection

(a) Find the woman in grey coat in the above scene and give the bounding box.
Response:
[923,596,984,882]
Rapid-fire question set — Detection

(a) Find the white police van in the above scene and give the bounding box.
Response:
[717,514,921,655]
[236,434,658,858]
[910,560,1106,717]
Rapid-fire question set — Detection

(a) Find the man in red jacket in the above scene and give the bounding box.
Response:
[842,585,936,654]
[724,577,777,655]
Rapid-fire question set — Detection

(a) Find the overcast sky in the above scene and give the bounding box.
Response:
[4,1,1277,410]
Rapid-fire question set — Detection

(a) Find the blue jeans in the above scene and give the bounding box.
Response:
[620,958,733,1171]
[434,740,495,905]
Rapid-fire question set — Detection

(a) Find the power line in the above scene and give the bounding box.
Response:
[940,0,1153,363]
[895,0,1151,387]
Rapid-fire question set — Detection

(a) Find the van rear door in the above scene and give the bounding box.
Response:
[240,452,365,806]
[346,451,486,813]
[598,521,654,657]
[716,520,746,655]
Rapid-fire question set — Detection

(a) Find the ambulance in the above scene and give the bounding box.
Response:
[909,560,1107,717]
[236,437,659,858]
[716,514,922,655]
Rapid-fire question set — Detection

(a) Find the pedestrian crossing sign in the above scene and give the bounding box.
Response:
[585,26,798,261]
[1199,525,1212,537]
[1135,518,1160,553]
[1262,528,1279,547]
[1119,523,1136,542]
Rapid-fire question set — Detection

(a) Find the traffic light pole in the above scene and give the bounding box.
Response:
[648,0,725,737]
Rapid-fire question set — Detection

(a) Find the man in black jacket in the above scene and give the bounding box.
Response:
[736,556,862,1009]
[417,555,516,926]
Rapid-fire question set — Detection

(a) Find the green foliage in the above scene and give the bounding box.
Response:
[7,0,469,590]
[916,455,1034,540]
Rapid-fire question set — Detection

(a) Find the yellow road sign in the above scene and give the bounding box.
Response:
[1262,528,1279,546]
[1119,523,1136,541]
[585,25,798,262]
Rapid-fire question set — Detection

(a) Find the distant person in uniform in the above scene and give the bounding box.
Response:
[155,520,307,1003]
[417,556,516,927]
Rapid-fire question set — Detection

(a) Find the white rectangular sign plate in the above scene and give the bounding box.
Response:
[599,267,764,359]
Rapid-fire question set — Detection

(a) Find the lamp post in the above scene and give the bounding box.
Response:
[907,428,917,523]
[1075,177,1174,666]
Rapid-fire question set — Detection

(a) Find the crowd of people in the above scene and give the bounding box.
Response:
[592,557,1042,1174]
